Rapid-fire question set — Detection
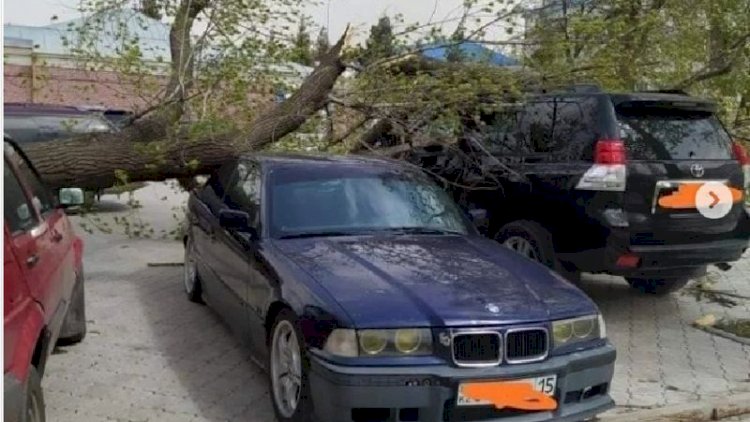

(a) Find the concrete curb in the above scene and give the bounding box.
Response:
[599,392,750,422]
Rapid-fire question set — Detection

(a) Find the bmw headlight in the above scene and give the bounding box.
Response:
[359,330,388,355]
[552,315,605,349]
[324,328,433,357]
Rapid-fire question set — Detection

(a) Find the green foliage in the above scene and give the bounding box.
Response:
[362,16,396,64]
[114,168,129,185]
[524,0,750,135]
[347,58,524,150]
[188,118,236,140]
[69,0,307,115]
[289,17,314,66]
[315,26,330,61]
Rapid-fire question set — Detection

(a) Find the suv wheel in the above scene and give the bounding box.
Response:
[496,220,581,282]
[625,277,690,295]
[496,221,552,264]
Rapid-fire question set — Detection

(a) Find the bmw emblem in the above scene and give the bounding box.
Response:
[690,164,705,178]
[439,332,451,347]
[486,303,500,314]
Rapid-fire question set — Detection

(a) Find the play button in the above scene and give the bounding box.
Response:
[696,182,734,219]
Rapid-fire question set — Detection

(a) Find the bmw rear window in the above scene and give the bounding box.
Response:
[616,108,733,160]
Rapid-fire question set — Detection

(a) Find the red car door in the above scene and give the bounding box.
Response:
[4,146,74,329]
[4,161,47,379]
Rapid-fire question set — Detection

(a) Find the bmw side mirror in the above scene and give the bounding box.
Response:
[58,187,85,207]
[219,209,250,230]
[468,208,489,233]
[218,209,258,239]
[468,208,488,224]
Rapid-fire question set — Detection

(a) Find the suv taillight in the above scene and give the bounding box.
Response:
[732,142,750,189]
[595,139,627,164]
[576,139,628,192]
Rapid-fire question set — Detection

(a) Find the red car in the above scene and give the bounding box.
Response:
[4,137,86,422]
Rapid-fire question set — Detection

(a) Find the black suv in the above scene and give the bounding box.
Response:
[414,87,750,294]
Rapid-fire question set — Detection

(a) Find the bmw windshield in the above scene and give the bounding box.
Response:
[268,165,470,239]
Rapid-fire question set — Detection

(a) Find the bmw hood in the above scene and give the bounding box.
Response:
[273,235,598,328]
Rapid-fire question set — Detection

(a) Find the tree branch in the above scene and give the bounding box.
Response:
[673,31,750,90]
[25,28,351,189]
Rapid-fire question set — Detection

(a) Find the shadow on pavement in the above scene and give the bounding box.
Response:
[130,266,274,421]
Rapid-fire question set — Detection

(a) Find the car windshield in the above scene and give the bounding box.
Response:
[616,108,733,160]
[268,166,470,238]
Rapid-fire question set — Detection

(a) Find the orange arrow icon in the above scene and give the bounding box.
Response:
[709,191,720,209]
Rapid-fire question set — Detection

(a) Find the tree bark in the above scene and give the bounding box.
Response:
[165,0,209,101]
[23,30,349,190]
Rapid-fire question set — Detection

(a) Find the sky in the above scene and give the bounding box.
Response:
[3,0,524,43]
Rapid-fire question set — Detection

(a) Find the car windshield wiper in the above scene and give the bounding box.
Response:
[375,227,463,236]
[278,230,369,239]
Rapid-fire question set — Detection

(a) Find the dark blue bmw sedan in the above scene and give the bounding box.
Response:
[183,154,615,422]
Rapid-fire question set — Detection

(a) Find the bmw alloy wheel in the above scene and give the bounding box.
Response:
[270,320,302,418]
[183,241,197,295]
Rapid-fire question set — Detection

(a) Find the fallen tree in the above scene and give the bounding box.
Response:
[17,0,750,193]
[24,31,348,190]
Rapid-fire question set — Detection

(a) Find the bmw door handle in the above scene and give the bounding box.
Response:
[26,254,40,268]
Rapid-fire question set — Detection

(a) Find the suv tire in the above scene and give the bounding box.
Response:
[496,220,580,281]
[625,277,690,295]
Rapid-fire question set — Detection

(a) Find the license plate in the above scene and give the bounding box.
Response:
[654,181,743,212]
[456,375,557,407]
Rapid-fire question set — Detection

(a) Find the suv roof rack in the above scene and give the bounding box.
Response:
[563,84,602,93]
[637,89,689,95]
[526,84,603,95]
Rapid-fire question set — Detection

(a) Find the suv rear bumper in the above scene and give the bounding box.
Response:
[564,236,749,278]
[308,344,616,422]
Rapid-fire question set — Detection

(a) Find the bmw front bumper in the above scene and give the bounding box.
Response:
[308,343,616,422]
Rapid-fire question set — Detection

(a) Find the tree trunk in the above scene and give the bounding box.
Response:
[23,30,348,190]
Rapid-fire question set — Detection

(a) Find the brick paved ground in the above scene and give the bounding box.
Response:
[42,183,750,421]
[583,257,750,415]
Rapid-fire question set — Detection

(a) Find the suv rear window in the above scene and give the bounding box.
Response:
[616,108,733,160]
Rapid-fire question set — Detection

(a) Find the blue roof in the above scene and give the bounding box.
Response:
[421,42,519,66]
[4,9,170,62]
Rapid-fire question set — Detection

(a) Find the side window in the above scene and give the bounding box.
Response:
[224,162,261,226]
[475,106,528,154]
[5,144,55,215]
[4,160,40,233]
[199,163,236,214]
[552,97,600,159]
[14,159,55,215]
[527,102,555,153]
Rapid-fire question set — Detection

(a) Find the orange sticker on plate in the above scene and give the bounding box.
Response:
[658,183,743,209]
[460,381,558,411]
